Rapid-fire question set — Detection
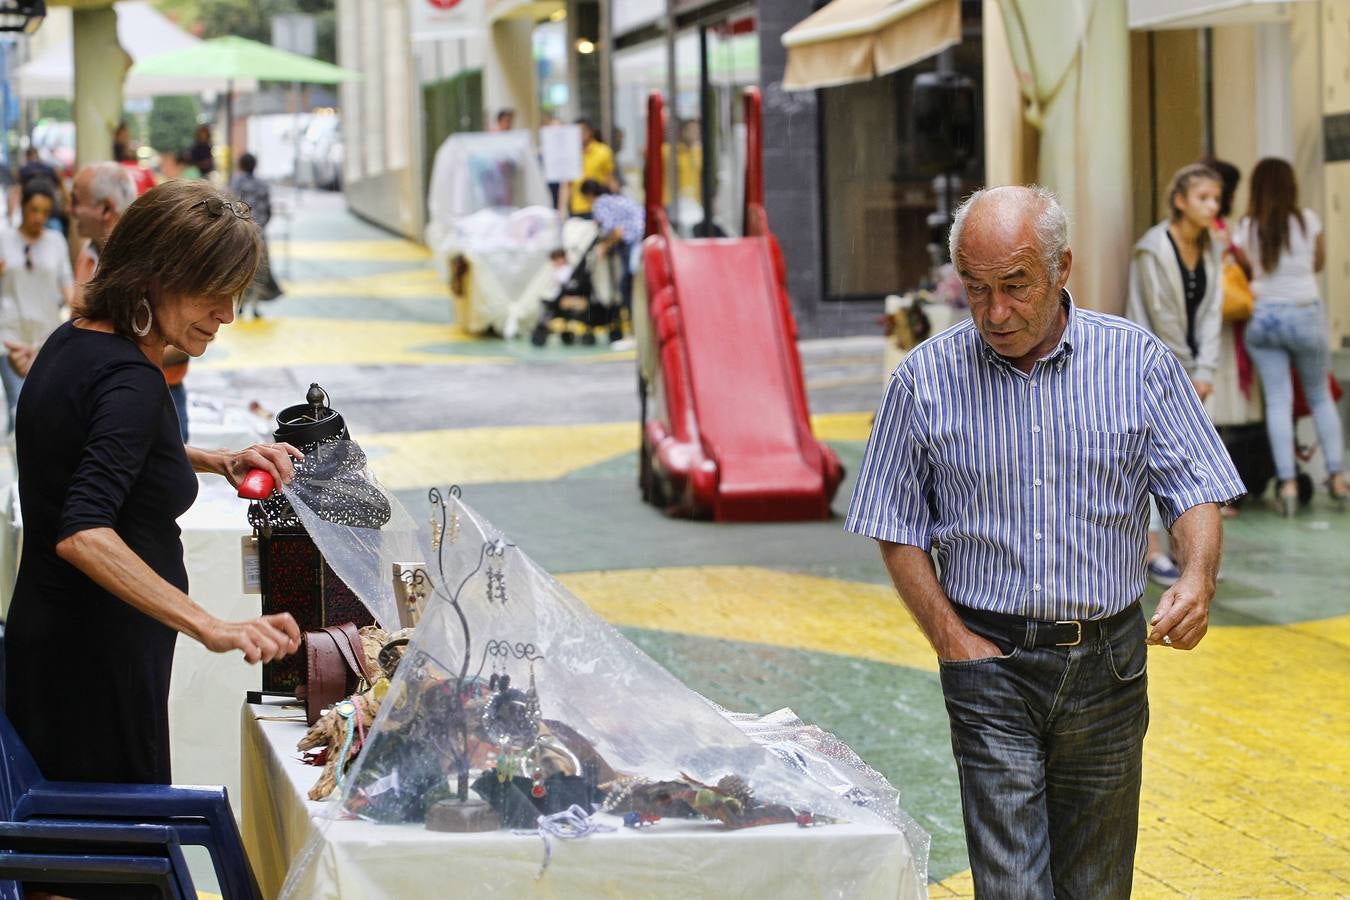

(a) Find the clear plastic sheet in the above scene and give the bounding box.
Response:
[427,206,561,337]
[276,446,929,896]
[425,131,552,226]
[277,441,420,631]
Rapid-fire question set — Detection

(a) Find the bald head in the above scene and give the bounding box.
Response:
[72,162,137,250]
[949,185,1068,286]
[949,186,1073,373]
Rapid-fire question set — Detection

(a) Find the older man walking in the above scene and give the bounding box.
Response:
[69,161,137,292]
[847,186,1244,898]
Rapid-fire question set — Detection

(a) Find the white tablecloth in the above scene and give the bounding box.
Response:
[240,703,924,900]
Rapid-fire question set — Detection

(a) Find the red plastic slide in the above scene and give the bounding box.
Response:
[638,89,843,521]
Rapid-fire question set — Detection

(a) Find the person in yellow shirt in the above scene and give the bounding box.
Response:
[568,119,615,217]
[661,119,703,206]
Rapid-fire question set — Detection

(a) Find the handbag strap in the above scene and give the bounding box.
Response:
[323,622,375,684]
[304,628,347,725]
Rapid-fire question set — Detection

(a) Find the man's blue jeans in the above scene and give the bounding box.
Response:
[940,603,1149,899]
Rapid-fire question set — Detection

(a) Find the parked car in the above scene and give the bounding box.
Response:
[297,112,342,191]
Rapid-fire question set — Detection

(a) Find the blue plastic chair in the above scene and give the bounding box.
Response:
[0,708,262,899]
[0,820,194,899]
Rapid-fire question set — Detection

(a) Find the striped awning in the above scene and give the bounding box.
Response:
[781,0,961,91]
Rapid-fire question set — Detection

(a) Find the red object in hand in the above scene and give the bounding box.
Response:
[237,468,275,500]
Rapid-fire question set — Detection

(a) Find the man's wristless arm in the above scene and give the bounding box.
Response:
[878,540,1000,661]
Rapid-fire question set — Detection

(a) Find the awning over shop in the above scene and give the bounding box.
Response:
[1129,0,1313,30]
[486,0,563,25]
[781,0,961,91]
[13,1,257,99]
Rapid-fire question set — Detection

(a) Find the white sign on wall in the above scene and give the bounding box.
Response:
[409,0,486,42]
[539,124,584,183]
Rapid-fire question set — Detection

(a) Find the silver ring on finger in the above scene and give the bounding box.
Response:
[1162,635,1173,646]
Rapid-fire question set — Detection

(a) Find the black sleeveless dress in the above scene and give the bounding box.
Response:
[5,321,198,784]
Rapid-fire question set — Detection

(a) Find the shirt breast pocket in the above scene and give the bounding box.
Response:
[1070,431,1147,526]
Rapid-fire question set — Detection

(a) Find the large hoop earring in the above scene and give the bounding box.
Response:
[132,297,153,338]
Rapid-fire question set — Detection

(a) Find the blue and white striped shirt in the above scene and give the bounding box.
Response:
[845,294,1245,620]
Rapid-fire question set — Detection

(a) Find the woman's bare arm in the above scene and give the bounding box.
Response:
[56,527,300,663]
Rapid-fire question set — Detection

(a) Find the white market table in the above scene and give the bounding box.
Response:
[240,703,925,900]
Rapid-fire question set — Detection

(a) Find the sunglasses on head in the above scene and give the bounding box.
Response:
[196,197,252,221]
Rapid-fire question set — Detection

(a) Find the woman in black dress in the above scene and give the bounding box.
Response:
[4,180,303,785]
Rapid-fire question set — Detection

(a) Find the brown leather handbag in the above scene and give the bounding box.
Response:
[297,623,375,725]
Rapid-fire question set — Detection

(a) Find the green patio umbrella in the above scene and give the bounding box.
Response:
[131,35,358,84]
[131,36,360,173]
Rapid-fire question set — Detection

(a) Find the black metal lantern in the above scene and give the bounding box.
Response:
[0,0,45,34]
[249,383,377,695]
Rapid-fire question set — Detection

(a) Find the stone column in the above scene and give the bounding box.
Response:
[996,0,1132,313]
[72,4,130,167]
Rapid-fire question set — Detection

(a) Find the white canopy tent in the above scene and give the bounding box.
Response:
[1129,0,1313,30]
[14,1,258,99]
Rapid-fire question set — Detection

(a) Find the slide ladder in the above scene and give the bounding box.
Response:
[637,89,843,521]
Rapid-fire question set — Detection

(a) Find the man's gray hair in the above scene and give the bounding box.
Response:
[948,185,1070,285]
[87,161,137,215]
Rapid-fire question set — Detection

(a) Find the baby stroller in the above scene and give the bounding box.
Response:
[530,217,622,346]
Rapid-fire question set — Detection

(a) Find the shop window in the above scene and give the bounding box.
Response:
[820,34,984,301]
[704,14,758,237]
[534,20,570,119]
[612,0,665,35]
[613,38,670,201]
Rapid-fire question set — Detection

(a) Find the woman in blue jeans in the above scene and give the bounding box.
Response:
[1235,158,1348,515]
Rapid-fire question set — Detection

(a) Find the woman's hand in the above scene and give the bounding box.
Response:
[200,612,302,664]
[4,340,36,377]
[220,441,303,489]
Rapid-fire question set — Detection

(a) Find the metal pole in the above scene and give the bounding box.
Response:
[225,78,234,179]
[599,0,613,146]
[698,24,712,236]
[458,38,469,129]
[292,82,303,200]
[664,0,678,232]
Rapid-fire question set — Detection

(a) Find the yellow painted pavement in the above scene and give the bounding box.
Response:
[364,422,638,489]
[281,240,431,262]
[279,268,447,300]
[195,318,507,371]
[362,411,870,488]
[560,565,938,673]
[563,563,1350,898]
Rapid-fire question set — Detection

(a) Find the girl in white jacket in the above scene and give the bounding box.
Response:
[1126,163,1224,584]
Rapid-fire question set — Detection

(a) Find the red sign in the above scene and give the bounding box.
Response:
[427,0,462,9]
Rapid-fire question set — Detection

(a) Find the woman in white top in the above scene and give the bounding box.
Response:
[0,179,74,430]
[1235,157,1347,514]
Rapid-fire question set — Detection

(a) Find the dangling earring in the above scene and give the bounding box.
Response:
[132,297,153,337]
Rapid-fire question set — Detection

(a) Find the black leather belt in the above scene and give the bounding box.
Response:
[955,601,1141,649]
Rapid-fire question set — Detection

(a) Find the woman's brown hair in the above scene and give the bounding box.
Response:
[82,180,262,338]
[1246,157,1304,273]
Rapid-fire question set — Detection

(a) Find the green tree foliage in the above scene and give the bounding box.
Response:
[148,95,201,154]
[152,0,337,65]
[36,99,72,120]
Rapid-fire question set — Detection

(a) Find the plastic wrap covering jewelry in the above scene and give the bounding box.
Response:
[278,481,930,898]
[276,440,420,630]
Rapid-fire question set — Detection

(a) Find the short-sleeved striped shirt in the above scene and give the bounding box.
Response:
[845,292,1245,620]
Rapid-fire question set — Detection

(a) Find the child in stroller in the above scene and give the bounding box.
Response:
[530,216,622,346]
